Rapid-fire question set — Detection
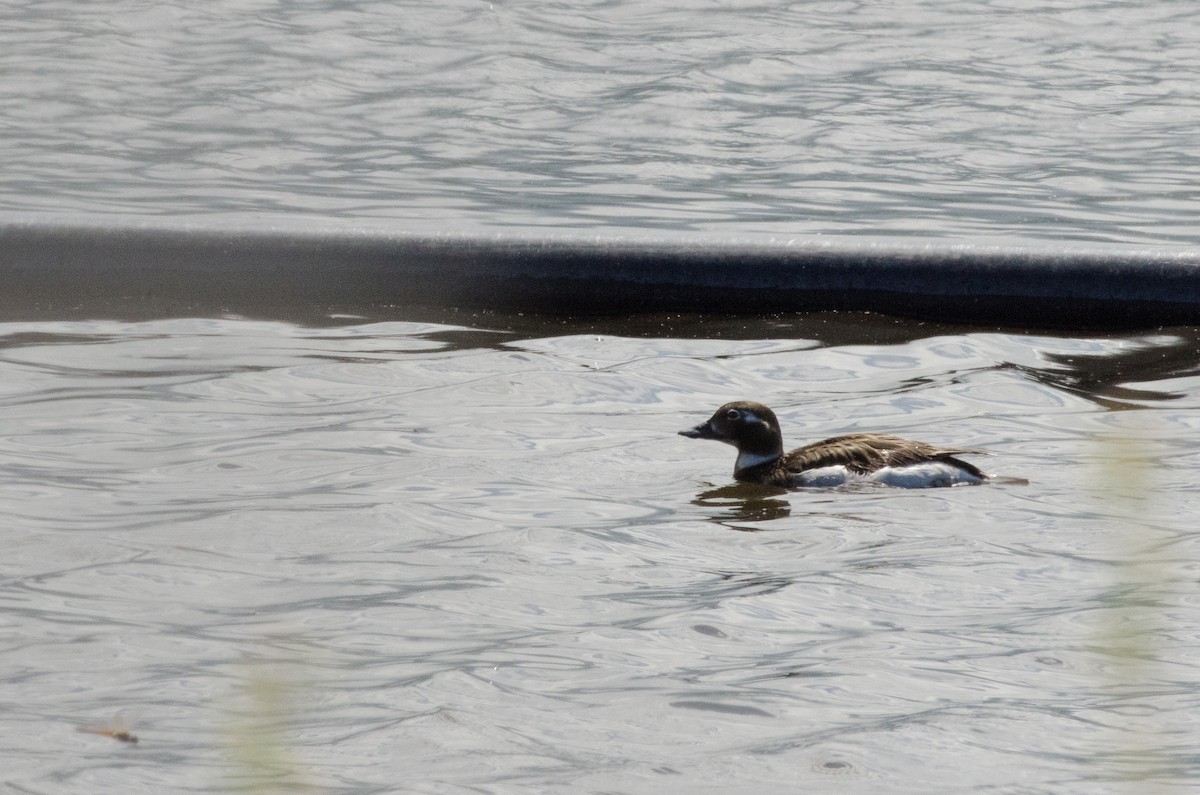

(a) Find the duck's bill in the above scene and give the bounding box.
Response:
[679,422,717,439]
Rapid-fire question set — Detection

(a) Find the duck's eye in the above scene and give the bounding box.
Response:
[725,409,740,420]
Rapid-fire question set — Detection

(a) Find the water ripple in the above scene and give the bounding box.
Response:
[4,1,1200,242]
[1,316,1197,791]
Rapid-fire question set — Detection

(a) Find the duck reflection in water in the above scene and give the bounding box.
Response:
[692,482,792,527]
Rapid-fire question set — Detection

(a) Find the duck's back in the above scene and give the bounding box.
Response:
[778,433,987,487]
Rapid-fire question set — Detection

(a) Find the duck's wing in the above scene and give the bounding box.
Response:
[783,434,987,474]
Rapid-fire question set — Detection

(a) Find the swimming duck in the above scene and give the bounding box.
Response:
[679,401,987,488]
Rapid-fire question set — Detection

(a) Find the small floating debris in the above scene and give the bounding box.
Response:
[77,724,138,744]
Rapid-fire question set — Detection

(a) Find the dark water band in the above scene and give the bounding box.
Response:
[3,215,1199,328]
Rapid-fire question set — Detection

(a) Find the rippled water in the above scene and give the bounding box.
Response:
[3,314,1198,792]
[4,0,1200,243]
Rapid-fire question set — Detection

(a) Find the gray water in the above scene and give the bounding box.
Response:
[4,0,1200,243]
[2,313,1199,793]
[5,1,1200,792]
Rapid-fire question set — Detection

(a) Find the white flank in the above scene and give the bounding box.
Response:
[869,462,984,488]
[794,466,855,487]
[793,462,985,489]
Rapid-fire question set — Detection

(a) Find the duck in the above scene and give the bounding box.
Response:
[679,401,988,488]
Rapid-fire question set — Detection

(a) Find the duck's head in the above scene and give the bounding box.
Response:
[679,401,785,458]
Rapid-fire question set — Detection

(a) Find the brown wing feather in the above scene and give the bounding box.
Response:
[783,434,987,475]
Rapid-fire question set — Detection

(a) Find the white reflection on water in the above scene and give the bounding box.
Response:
[1,316,1197,792]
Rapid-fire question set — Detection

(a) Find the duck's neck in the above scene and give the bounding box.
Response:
[735,448,782,474]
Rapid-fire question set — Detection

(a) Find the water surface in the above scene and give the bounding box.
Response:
[3,0,1200,243]
[2,313,1198,792]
